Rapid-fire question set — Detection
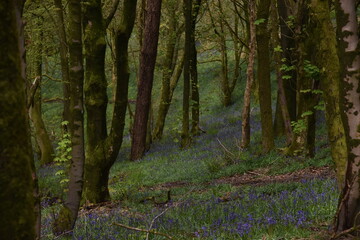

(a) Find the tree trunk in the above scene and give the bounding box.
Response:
[190,0,201,136]
[334,0,360,234]
[0,1,35,238]
[271,0,293,144]
[131,0,162,160]
[308,0,346,190]
[240,0,256,149]
[153,50,184,140]
[256,0,274,153]
[82,0,138,203]
[54,0,71,127]
[181,0,193,148]
[53,0,85,234]
[278,0,297,122]
[152,2,182,140]
[28,16,55,166]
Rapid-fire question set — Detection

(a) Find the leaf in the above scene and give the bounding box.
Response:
[274,45,283,52]
[255,18,266,25]
[301,111,313,117]
[282,75,292,80]
[300,89,312,93]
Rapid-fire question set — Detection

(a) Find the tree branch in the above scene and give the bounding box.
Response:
[105,0,121,28]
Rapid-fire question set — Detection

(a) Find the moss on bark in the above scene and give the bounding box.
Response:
[0,1,35,238]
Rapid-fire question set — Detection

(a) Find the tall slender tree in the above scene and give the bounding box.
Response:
[256,0,274,153]
[0,0,36,238]
[181,0,193,148]
[240,0,256,149]
[131,0,162,160]
[27,13,55,166]
[190,0,201,136]
[153,0,184,140]
[53,0,85,234]
[54,0,71,127]
[334,0,360,234]
[82,0,137,203]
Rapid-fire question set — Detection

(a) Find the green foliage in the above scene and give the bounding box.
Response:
[291,119,307,134]
[273,45,283,52]
[53,121,71,191]
[303,60,320,79]
[255,18,266,25]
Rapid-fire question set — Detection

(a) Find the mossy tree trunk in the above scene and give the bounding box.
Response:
[307,0,347,190]
[54,0,71,127]
[256,0,274,153]
[131,0,162,160]
[334,0,360,234]
[153,0,184,140]
[53,0,85,234]
[28,15,55,166]
[0,1,36,238]
[181,0,193,148]
[82,0,137,203]
[190,0,201,136]
[240,0,256,149]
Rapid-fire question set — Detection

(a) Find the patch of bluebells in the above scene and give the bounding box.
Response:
[161,178,338,239]
[40,179,337,239]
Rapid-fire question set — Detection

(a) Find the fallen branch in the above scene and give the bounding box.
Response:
[217,138,236,158]
[113,222,174,239]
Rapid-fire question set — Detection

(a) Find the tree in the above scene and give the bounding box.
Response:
[256,0,274,153]
[269,0,293,145]
[190,0,201,136]
[306,0,347,190]
[53,0,85,234]
[0,0,36,238]
[82,0,137,203]
[53,0,71,127]
[333,0,360,234]
[207,0,243,107]
[181,0,193,148]
[131,0,162,160]
[26,11,55,166]
[153,0,184,141]
[240,0,256,149]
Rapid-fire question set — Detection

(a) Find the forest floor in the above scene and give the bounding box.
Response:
[39,76,340,239]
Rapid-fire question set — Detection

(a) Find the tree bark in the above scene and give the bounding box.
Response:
[153,4,184,140]
[53,0,85,234]
[181,0,193,148]
[240,0,256,149]
[28,15,55,166]
[0,1,35,238]
[131,0,162,160]
[54,0,71,127]
[307,0,347,191]
[334,0,360,234]
[256,0,274,153]
[82,0,138,203]
[190,0,201,136]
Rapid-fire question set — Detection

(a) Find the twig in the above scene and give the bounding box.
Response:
[217,138,235,158]
[146,187,196,240]
[247,171,267,177]
[113,222,174,239]
[53,230,73,239]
